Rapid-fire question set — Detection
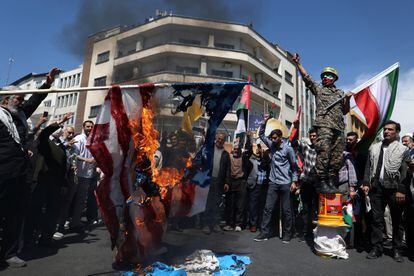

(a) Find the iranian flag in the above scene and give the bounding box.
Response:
[353,63,399,148]
[234,76,251,144]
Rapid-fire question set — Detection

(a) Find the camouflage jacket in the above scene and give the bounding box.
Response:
[303,74,345,131]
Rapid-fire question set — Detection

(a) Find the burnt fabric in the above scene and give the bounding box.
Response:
[315,127,345,180]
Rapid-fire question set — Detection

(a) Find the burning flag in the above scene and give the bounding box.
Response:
[87,82,245,264]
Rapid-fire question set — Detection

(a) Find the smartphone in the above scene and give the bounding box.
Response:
[43,111,49,117]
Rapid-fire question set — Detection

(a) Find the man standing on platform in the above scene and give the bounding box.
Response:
[293,54,352,193]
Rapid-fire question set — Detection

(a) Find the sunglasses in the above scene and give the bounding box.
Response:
[322,74,335,80]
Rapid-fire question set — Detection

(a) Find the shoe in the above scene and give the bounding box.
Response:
[70,225,86,234]
[235,226,242,232]
[202,226,212,235]
[366,248,382,259]
[211,225,222,233]
[64,220,70,230]
[222,225,234,231]
[393,250,404,263]
[298,236,306,243]
[254,233,269,242]
[6,256,26,268]
[282,237,291,244]
[53,232,64,241]
[250,226,257,233]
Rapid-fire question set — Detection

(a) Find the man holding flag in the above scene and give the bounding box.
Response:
[293,54,352,194]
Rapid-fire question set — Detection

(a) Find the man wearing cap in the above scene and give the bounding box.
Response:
[293,54,352,193]
[0,68,58,268]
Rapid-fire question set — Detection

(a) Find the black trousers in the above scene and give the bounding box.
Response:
[202,178,222,228]
[370,185,405,251]
[225,178,247,227]
[300,180,318,237]
[248,183,267,227]
[261,182,292,238]
[0,175,27,259]
[24,173,61,243]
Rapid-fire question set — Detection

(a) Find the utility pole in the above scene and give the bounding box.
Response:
[5,57,15,85]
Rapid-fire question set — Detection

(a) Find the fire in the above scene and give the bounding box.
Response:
[131,104,193,200]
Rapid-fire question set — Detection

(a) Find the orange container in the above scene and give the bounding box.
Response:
[317,193,347,227]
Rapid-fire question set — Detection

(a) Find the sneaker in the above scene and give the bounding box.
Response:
[222,225,234,231]
[254,233,269,242]
[250,226,257,233]
[6,256,27,268]
[53,232,64,241]
[235,226,242,232]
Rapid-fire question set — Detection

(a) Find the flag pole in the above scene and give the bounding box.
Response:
[0,83,172,95]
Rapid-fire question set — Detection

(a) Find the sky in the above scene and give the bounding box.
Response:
[1,0,413,133]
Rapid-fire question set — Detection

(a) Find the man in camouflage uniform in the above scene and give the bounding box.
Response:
[293,54,352,193]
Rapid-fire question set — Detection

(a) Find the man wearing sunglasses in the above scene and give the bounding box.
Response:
[293,54,352,194]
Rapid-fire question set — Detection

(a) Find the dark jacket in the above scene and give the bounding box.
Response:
[0,83,49,178]
[217,149,231,187]
[33,123,68,188]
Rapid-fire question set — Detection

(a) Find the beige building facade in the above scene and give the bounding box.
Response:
[76,15,314,136]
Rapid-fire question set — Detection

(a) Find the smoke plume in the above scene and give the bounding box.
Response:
[57,0,263,57]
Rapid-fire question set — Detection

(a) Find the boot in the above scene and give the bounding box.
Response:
[319,179,336,194]
[328,177,339,194]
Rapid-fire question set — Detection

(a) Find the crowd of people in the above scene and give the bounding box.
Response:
[0,68,101,269]
[0,64,413,272]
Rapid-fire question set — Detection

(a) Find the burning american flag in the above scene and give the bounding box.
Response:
[86,82,245,264]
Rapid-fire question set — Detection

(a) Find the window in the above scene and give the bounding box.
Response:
[43,100,51,107]
[73,93,78,105]
[285,71,293,84]
[94,76,107,87]
[178,38,201,46]
[211,69,233,78]
[96,51,110,64]
[215,43,235,49]
[285,94,294,109]
[272,90,280,99]
[89,105,102,118]
[69,94,73,106]
[176,66,199,74]
[76,73,81,85]
[63,95,68,107]
[285,120,292,130]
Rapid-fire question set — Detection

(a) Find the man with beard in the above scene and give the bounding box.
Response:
[293,54,352,193]
[363,121,410,262]
[0,67,58,268]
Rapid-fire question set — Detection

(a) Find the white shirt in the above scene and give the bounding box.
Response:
[379,146,388,184]
[73,133,96,178]
[212,147,224,178]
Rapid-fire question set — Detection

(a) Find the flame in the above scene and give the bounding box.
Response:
[131,105,193,200]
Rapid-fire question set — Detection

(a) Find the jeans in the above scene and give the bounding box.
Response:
[299,180,318,237]
[261,182,292,238]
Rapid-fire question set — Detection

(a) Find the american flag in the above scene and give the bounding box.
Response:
[87,82,245,263]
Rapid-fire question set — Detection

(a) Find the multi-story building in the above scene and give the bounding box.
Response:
[76,14,315,136]
[11,65,83,127]
[346,109,368,138]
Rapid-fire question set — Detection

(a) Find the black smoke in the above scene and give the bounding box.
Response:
[57,0,264,57]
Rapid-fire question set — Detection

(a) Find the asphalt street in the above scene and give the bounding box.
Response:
[2,226,414,276]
